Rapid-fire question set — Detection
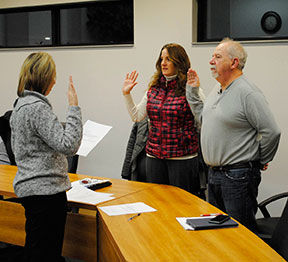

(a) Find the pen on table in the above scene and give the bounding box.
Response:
[128,213,141,221]
[200,213,223,217]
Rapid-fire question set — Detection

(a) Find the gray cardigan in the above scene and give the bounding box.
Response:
[10,90,82,197]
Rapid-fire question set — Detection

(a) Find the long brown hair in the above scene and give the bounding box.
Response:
[17,52,56,97]
[148,43,190,96]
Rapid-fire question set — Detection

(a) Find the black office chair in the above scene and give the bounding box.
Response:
[0,110,16,166]
[67,154,79,173]
[270,198,288,260]
[256,192,288,244]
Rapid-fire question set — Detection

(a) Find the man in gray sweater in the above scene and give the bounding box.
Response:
[186,38,281,232]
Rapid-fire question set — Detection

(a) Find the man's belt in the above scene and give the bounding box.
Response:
[209,161,260,171]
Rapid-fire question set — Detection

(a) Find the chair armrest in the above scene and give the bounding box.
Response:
[258,192,288,218]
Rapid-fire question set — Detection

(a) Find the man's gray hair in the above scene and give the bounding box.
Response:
[220,37,248,70]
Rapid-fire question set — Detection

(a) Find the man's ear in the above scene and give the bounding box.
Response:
[231,58,239,69]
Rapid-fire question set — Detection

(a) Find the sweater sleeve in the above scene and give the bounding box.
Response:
[244,91,281,165]
[186,84,204,128]
[123,92,148,122]
[33,102,82,156]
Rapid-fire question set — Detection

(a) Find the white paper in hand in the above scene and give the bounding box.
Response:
[77,120,112,157]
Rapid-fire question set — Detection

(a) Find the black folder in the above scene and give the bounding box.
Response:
[186,217,238,230]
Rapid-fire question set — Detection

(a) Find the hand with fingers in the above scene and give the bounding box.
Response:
[122,70,139,95]
[68,75,79,106]
[187,68,200,88]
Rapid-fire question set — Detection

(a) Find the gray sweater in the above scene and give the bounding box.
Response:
[186,75,281,167]
[10,90,82,197]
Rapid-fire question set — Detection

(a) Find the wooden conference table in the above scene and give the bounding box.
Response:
[0,164,285,261]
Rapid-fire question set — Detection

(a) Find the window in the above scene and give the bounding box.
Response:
[196,0,288,43]
[0,9,52,47]
[0,0,133,48]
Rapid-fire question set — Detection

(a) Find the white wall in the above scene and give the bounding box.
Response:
[0,0,287,216]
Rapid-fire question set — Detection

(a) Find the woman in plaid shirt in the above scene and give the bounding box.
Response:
[122,43,202,195]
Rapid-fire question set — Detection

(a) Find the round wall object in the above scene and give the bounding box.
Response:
[261,11,282,34]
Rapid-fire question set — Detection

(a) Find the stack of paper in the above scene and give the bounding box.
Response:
[67,185,114,205]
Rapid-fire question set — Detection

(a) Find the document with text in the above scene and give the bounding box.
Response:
[67,185,114,205]
[99,202,157,216]
[77,120,112,157]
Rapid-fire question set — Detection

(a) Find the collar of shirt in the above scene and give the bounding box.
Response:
[164,74,177,81]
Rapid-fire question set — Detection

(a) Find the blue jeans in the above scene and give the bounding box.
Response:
[208,166,261,232]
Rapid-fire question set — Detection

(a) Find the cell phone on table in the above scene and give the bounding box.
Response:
[208,214,230,224]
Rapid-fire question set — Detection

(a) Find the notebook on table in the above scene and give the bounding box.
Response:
[186,217,238,230]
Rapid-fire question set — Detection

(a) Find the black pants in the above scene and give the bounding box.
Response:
[146,156,201,195]
[20,191,67,262]
[136,150,147,182]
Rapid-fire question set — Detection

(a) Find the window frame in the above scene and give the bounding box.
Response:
[192,0,288,45]
[0,0,134,49]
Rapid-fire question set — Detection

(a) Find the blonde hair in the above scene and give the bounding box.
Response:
[17,52,56,97]
[220,37,247,70]
[149,43,190,96]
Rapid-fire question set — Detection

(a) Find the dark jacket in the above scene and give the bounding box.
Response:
[121,118,148,181]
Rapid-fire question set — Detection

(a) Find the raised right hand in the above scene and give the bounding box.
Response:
[122,70,139,95]
[68,75,78,106]
[187,68,200,87]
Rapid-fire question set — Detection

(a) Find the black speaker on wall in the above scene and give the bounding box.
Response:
[261,11,282,34]
[197,0,288,42]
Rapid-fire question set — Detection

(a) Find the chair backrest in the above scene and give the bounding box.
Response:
[67,154,79,173]
[0,110,16,165]
[270,198,288,260]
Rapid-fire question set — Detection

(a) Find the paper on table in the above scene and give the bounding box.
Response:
[99,202,157,216]
[77,120,112,157]
[67,185,114,205]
